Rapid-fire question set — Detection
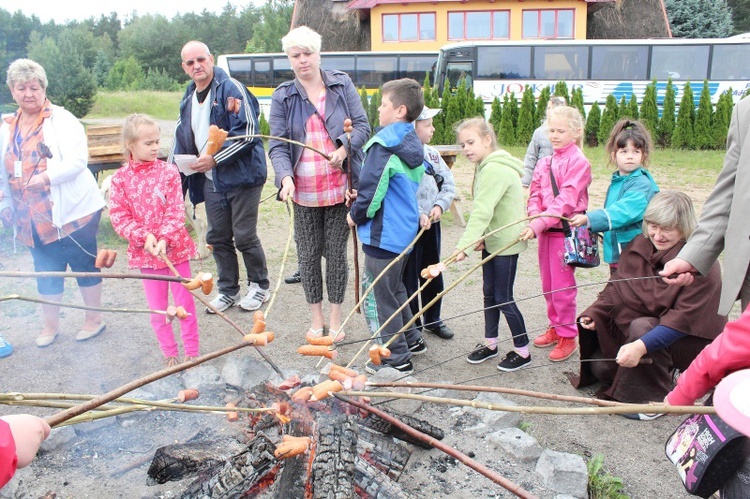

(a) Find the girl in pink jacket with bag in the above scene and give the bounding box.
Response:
[520,106,592,362]
[109,114,199,368]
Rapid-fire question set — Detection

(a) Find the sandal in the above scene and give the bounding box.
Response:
[306,327,325,339]
[329,329,346,342]
[165,356,180,368]
[183,356,199,364]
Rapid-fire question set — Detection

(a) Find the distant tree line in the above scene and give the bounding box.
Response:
[0,1,292,117]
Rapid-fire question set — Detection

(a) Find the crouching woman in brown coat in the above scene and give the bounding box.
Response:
[570,191,727,410]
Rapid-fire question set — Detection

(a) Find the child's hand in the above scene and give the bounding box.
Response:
[0,414,51,468]
[519,227,536,241]
[569,214,588,227]
[616,340,647,368]
[579,316,596,330]
[429,206,443,223]
[156,239,167,256]
[144,234,159,256]
[346,213,355,228]
[345,189,357,207]
[419,213,431,230]
[454,250,467,262]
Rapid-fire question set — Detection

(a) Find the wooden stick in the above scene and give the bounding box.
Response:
[0,294,175,316]
[226,134,332,161]
[158,252,283,376]
[365,381,624,407]
[339,390,717,416]
[343,119,362,314]
[334,393,539,499]
[45,341,252,427]
[0,270,186,283]
[264,199,294,319]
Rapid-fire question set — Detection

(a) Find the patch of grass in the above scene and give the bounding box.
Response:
[518,421,532,433]
[587,454,630,499]
[86,91,183,120]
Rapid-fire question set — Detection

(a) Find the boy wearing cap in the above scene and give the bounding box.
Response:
[403,106,457,340]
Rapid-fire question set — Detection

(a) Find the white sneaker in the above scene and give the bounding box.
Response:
[239,282,270,311]
[205,292,241,314]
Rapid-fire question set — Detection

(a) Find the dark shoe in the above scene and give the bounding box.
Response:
[466,344,499,364]
[621,412,665,421]
[365,360,414,374]
[284,270,301,284]
[497,351,531,372]
[408,337,427,355]
[424,324,454,339]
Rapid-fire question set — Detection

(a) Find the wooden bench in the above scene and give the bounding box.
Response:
[87,125,125,179]
[434,145,465,227]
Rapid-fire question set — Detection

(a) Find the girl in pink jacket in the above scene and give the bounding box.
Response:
[520,106,592,362]
[109,114,199,368]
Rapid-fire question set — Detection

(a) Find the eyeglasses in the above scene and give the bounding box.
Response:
[183,56,208,67]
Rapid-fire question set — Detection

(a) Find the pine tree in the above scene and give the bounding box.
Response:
[259,110,270,135]
[475,96,486,119]
[713,89,732,149]
[640,80,659,139]
[359,86,370,123]
[598,94,619,146]
[665,0,733,38]
[499,94,517,146]
[516,85,536,146]
[535,86,551,127]
[627,94,639,120]
[570,87,586,120]
[658,78,677,147]
[489,96,503,137]
[618,95,629,119]
[694,80,714,150]
[437,86,453,144]
[554,81,570,105]
[585,101,601,147]
[454,78,470,120]
[444,90,462,144]
[672,82,696,149]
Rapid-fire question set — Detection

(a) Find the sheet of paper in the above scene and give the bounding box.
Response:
[174,154,199,176]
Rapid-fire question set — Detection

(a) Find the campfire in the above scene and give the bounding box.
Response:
[145,374,444,498]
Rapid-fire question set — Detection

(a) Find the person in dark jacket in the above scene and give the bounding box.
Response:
[269,26,370,340]
[347,78,425,374]
[172,40,269,314]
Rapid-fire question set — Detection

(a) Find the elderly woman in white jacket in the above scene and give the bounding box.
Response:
[1,59,106,351]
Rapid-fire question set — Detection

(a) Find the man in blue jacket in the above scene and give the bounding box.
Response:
[172,40,269,313]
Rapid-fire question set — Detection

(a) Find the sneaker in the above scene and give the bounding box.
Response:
[205,292,241,314]
[621,412,665,421]
[497,351,531,372]
[533,327,560,348]
[365,360,414,374]
[466,344,499,364]
[424,324,455,339]
[239,283,271,311]
[549,336,577,362]
[284,270,301,284]
[408,337,427,355]
[0,334,13,358]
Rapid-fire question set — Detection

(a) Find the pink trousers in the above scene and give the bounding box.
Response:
[141,261,200,357]
[538,232,578,338]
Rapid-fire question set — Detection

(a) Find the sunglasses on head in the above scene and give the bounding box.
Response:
[183,56,208,67]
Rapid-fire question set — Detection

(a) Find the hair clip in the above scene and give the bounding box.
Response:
[623,120,635,130]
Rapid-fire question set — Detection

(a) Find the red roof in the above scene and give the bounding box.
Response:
[348,0,614,10]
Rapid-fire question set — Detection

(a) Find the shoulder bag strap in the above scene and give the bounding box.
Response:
[548,159,571,235]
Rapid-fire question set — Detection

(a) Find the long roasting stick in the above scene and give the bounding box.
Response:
[343,117,361,313]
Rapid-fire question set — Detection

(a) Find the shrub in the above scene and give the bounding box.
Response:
[259,110,270,135]
[570,87,585,120]
[640,81,659,139]
[694,80,714,149]
[713,89,732,149]
[554,81,570,106]
[535,86,551,127]
[598,94,619,146]
[516,85,536,146]
[618,95,629,119]
[658,78,677,147]
[627,94,639,120]
[585,101,601,147]
[672,81,696,149]
[489,96,502,137]
[499,93,517,146]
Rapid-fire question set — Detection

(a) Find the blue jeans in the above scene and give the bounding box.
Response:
[482,251,528,348]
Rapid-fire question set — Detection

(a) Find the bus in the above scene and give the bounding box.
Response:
[435,36,750,110]
[217,51,437,113]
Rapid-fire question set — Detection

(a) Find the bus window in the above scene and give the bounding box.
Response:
[533,46,588,80]
[322,55,356,79]
[357,56,396,86]
[445,62,473,91]
[711,45,749,80]
[253,59,271,87]
[476,46,531,79]
[226,57,253,87]
[591,45,648,80]
[399,55,436,84]
[272,57,294,84]
[651,45,709,81]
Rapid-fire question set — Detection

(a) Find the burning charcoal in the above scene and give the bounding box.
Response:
[311,414,358,498]
[359,410,444,449]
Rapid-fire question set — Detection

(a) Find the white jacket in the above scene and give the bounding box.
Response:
[0,105,104,229]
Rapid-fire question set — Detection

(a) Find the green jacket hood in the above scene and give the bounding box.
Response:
[479,150,524,177]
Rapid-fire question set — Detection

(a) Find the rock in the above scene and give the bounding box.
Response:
[40,425,77,452]
[221,356,271,389]
[487,427,542,463]
[73,415,118,436]
[535,449,588,498]
[367,368,422,413]
[182,365,224,394]
[462,392,521,430]
[0,472,20,497]
[128,387,157,401]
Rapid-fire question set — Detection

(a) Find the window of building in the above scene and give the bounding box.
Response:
[448,10,510,40]
[522,9,574,39]
[383,13,436,42]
